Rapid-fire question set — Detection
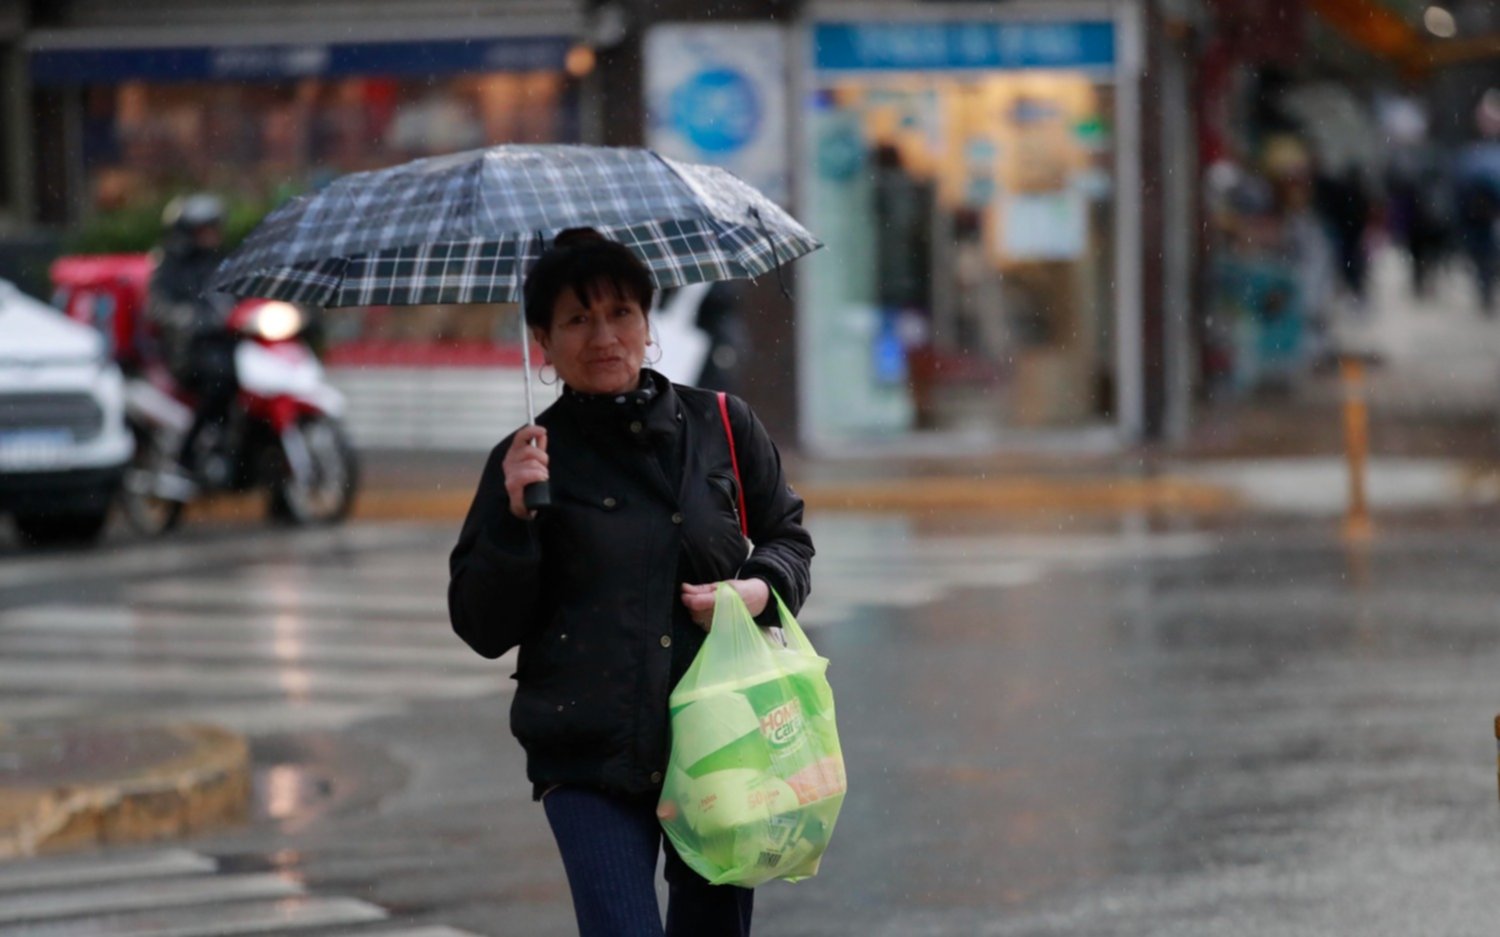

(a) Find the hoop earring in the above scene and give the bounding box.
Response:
[645,343,662,366]
[539,363,557,386]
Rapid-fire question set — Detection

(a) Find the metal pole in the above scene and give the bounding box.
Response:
[1114,0,1146,443]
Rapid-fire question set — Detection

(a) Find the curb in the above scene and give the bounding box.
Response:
[175,475,1240,523]
[795,475,1241,515]
[0,723,251,860]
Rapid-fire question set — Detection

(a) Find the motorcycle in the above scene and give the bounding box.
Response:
[120,298,358,535]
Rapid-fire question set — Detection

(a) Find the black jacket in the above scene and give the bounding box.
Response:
[147,239,231,378]
[448,371,814,796]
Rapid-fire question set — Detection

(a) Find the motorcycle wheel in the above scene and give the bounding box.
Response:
[269,415,359,525]
[120,428,186,536]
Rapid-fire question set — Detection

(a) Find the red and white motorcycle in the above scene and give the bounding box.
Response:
[121,299,358,534]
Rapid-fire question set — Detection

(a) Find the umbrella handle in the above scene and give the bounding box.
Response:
[523,480,551,511]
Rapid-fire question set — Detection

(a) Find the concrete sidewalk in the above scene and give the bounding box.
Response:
[0,722,249,859]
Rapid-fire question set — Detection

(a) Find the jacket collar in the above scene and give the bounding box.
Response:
[556,370,686,507]
[559,369,681,439]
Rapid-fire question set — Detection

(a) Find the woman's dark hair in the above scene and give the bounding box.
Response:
[522,228,655,330]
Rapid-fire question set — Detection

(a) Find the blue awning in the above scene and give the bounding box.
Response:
[30,35,573,86]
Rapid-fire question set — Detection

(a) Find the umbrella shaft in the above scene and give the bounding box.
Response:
[521,301,536,426]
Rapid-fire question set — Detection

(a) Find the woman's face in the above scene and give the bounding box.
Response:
[536,281,649,396]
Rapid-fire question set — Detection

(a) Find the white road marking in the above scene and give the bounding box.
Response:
[0,896,387,937]
[0,660,502,699]
[0,872,300,924]
[0,849,490,937]
[0,850,214,893]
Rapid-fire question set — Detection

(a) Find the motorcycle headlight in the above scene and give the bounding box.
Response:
[250,302,305,341]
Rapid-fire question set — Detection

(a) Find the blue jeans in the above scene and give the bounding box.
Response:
[542,786,754,937]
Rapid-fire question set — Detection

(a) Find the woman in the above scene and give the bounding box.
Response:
[448,229,814,936]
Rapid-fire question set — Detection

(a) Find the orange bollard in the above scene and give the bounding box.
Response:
[1341,357,1373,542]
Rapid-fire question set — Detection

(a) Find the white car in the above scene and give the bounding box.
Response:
[0,279,132,545]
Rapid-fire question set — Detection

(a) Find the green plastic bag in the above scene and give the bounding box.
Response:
[657,583,846,887]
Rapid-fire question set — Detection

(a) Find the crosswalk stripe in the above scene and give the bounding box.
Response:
[0,849,445,937]
[240,567,449,588]
[1,605,455,642]
[0,695,95,720]
[0,895,387,937]
[0,524,435,590]
[324,928,484,937]
[128,582,445,617]
[0,632,496,671]
[140,698,413,734]
[0,850,215,893]
[0,872,300,925]
[0,660,502,699]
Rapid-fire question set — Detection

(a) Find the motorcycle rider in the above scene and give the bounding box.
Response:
[146,194,238,480]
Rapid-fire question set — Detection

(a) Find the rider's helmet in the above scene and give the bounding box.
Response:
[162,193,226,236]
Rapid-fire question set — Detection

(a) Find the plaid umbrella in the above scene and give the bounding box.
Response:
[212,144,820,307]
[213,144,819,511]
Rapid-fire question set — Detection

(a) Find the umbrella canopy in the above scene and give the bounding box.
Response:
[212,144,820,307]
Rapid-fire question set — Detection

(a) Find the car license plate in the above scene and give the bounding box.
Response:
[0,429,74,469]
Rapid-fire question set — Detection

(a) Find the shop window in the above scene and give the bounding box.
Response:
[802,69,1117,435]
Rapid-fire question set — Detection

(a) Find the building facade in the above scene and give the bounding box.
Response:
[1,0,1199,453]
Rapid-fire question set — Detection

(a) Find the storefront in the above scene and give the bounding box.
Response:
[796,2,1143,450]
[24,4,585,357]
[11,3,590,449]
[31,41,579,212]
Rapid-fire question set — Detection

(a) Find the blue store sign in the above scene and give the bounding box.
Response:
[814,21,1114,72]
[30,36,572,86]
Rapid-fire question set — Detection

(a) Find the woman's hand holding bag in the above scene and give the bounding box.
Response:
[680,578,769,629]
[658,583,846,887]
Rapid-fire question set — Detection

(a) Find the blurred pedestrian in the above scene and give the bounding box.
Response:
[656,281,750,394]
[1457,176,1500,313]
[1267,145,1336,365]
[447,229,814,937]
[1387,144,1453,299]
[1315,166,1372,305]
[692,281,749,395]
[1408,172,1452,299]
[872,143,937,426]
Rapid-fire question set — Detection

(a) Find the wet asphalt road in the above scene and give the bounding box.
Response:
[1,513,1498,936]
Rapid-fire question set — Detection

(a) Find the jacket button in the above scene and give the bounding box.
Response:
[671,512,683,524]
[651,771,663,784]
[556,704,565,712]
[660,634,672,648]
[629,421,643,433]
[603,497,617,509]
[559,633,568,642]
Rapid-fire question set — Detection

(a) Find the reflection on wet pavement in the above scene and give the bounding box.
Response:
[774,518,1500,936]
[4,516,1499,935]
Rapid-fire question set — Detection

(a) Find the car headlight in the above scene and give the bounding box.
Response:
[250,302,305,342]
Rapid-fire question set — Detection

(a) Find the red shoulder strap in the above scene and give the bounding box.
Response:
[716,392,750,539]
